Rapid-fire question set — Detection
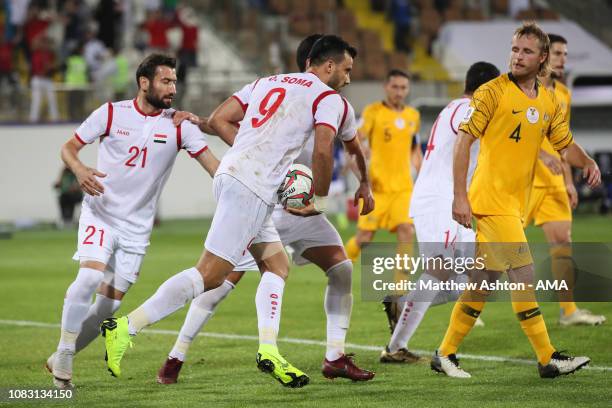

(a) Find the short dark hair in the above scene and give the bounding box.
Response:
[297,34,323,72]
[308,34,357,67]
[386,69,410,81]
[464,61,500,94]
[135,54,176,88]
[548,33,567,45]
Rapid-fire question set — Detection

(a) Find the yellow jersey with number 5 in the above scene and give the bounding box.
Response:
[532,80,572,188]
[459,73,573,217]
[360,101,420,193]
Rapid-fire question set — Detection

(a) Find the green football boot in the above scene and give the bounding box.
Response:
[256,345,309,388]
[101,316,133,377]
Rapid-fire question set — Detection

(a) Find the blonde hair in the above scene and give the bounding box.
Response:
[513,21,551,77]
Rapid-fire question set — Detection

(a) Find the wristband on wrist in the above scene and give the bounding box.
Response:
[313,195,328,213]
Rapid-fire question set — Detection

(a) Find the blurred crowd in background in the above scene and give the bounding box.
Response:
[0,0,199,122]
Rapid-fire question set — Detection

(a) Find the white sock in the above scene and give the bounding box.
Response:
[324,260,353,361]
[127,267,204,335]
[169,280,235,361]
[388,273,440,352]
[58,268,104,352]
[430,273,468,306]
[255,272,285,347]
[75,294,122,353]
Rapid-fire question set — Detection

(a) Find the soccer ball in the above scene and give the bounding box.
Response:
[278,164,314,208]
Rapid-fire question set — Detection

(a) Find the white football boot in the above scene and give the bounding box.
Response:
[431,349,471,378]
[559,308,606,326]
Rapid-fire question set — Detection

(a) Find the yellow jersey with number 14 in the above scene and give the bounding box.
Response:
[532,80,572,188]
[360,101,420,193]
[459,73,573,218]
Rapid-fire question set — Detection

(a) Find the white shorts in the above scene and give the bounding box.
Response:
[73,212,148,286]
[205,174,280,266]
[272,206,343,266]
[413,210,475,260]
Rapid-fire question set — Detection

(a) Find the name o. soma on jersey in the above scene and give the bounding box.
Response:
[267,75,313,88]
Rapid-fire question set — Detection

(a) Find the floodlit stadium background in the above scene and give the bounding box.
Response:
[1,0,610,222]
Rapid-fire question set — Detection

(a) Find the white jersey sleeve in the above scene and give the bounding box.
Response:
[75,102,112,144]
[232,79,259,112]
[313,92,344,134]
[338,98,357,142]
[179,121,209,158]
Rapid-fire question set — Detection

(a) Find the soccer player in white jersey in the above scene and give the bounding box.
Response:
[101,35,366,388]
[155,34,375,384]
[46,54,219,389]
[379,62,501,364]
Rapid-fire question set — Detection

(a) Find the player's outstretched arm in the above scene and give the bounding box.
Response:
[60,137,106,196]
[452,130,476,229]
[561,143,601,188]
[286,124,336,217]
[208,97,245,146]
[195,148,220,178]
[172,111,218,135]
[343,136,374,215]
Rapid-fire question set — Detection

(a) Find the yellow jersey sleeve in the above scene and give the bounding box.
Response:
[459,80,503,139]
[547,90,573,151]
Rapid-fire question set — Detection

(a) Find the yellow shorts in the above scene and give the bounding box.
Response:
[357,190,412,232]
[475,214,533,272]
[524,187,572,227]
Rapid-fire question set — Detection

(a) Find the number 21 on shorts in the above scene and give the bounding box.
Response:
[82,225,105,246]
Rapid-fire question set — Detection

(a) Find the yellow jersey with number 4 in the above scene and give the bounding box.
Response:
[360,101,420,193]
[532,80,572,188]
[459,73,573,217]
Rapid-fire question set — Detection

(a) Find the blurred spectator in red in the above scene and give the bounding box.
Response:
[176,6,198,106]
[143,8,171,52]
[23,3,51,62]
[29,34,58,122]
[0,28,21,114]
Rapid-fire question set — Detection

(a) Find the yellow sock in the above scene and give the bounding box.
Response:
[511,296,555,365]
[345,237,361,262]
[550,245,577,316]
[439,291,485,356]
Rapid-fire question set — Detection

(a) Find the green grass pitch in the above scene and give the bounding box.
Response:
[1,215,611,407]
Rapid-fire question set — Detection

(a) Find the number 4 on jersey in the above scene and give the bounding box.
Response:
[509,123,521,143]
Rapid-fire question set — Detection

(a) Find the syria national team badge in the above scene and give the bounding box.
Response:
[154,134,167,144]
[395,117,405,129]
[526,107,539,124]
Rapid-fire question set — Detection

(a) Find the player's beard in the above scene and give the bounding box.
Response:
[146,86,174,109]
[328,71,344,91]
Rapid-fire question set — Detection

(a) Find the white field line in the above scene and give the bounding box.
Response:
[1,319,610,372]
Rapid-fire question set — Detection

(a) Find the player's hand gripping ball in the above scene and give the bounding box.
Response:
[278,164,314,209]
